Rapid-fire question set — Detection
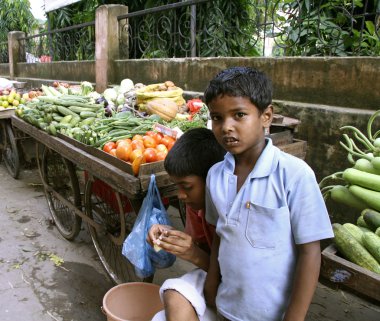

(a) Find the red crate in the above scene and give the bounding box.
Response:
[84,171,169,214]
[84,171,133,213]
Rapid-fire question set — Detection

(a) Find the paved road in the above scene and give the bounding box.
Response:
[0,164,379,321]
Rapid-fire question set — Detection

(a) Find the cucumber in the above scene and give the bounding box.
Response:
[80,117,95,126]
[57,106,79,117]
[357,215,369,229]
[53,115,63,122]
[69,116,81,126]
[332,223,380,274]
[343,223,365,245]
[79,111,97,119]
[60,115,73,124]
[358,226,373,233]
[362,209,380,231]
[68,106,97,113]
[48,123,57,136]
[362,232,380,263]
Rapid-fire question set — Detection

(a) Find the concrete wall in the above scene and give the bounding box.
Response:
[114,57,380,110]
[17,61,95,83]
[0,63,9,77]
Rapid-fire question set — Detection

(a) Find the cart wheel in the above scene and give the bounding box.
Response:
[84,177,144,284]
[1,121,20,179]
[41,146,82,240]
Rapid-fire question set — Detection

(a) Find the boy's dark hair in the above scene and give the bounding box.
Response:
[164,127,225,180]
[204,66,273,113]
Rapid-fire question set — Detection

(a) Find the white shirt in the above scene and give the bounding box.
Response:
[206,139,333,321]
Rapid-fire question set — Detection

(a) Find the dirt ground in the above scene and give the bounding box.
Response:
[0,164,379,321]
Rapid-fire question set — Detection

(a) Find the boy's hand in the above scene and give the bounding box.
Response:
[147,224,173,247]
[154,229,197,261]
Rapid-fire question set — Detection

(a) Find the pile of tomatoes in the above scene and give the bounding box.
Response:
[102,130,176,175]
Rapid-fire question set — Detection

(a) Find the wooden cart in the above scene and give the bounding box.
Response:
[11,115,182,284]
[0,109,22,178]
[10,115,307,285]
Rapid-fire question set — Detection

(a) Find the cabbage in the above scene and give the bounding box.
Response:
[119,78,134,93]
[103,88,118,102]
[87,91,101,101]
[81,81,94,96]
[116,93,126,105]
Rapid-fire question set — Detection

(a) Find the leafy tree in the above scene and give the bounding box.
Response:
[0,0,38,42]
[274,0,380,56]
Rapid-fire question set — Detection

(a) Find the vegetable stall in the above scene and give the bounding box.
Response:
[0,79,306,285]
[319,112,380,302]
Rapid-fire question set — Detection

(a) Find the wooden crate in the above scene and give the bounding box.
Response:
[321,244,380,302]
[278,139,307,160]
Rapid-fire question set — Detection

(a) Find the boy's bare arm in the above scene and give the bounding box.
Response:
[204,233,221,308]
[283,241,321,321]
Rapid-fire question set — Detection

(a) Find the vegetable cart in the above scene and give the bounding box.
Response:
[10,114,306,285]
[11,115,182,284]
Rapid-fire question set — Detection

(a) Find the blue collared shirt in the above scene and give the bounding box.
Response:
[206,138,333,321]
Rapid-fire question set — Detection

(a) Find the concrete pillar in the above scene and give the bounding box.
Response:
[8,31,25,80]
[95,5,128,93]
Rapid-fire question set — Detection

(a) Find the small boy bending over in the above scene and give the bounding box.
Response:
[203,67,334,321]
[149,127,225,321]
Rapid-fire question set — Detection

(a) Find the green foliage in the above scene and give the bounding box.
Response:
[0,0,38,42]
[275,0,379,56]
[24,0,380,59]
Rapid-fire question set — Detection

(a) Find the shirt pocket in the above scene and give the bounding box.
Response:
[245,203,289,249]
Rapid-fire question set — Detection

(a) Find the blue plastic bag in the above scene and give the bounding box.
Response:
[122,174,176,278]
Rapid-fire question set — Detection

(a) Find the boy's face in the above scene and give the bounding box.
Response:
[208,95,272,159]
[170,175,205,210]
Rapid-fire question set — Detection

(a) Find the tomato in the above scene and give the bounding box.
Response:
[146,131,163,144]
[132,139,145,151]
[116,138,131,147]
[161,135,175,148]
[116,143,132,162]
[166,139,175,151]
[132,155,146,176]
[129,148,143,162]
[156,144,168,154]
[143,135,157,148]
[132,134,144,141]
[103,141,116,153]
[143,148,158,163]
[156,151,167,161]
[109,149,117,157]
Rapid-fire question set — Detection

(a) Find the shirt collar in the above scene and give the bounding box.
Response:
[224,138,278,178]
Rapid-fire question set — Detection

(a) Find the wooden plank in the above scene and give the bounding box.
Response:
[321,244,380,302]
[0,108,15,119]
[11,116,143,198]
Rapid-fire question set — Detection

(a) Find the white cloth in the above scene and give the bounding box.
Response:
[151,268,217,321]
[205,138,334,321]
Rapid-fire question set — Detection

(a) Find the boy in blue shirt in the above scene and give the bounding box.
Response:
[203,67,333,321]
